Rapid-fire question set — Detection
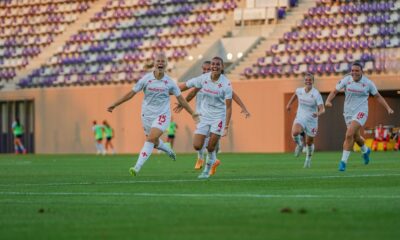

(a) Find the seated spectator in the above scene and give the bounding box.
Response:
[372,123,390,151]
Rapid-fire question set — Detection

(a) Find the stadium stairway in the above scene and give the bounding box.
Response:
[3,0,108,91]
[173,11,236,82]
[226,0,316,81]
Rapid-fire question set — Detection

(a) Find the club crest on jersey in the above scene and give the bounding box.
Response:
[218,83,222,88]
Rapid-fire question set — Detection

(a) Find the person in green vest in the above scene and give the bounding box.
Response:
[166,118,178,149]
[12,118,26,154]
[103,120,115,154]
[92,120,105,155]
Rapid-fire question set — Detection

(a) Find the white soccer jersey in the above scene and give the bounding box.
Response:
[195,91,205,114]
[133,72,181,118]
[186,72,233,121]
[295,87,324,120]
[335,75,378,116]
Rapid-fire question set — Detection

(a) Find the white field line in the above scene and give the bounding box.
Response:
[0,173,399,187]
[0,191,399,199]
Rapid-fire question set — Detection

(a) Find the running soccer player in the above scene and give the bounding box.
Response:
[325,62,394,171]
[107,52,199,176]
[175,61,250,175]
[178,56,233,179]
[286,73,325,168]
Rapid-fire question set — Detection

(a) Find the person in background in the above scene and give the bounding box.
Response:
[166,117,178,149]
[92,120,105,155]
[12,118,27,154]
[103,120,116,154]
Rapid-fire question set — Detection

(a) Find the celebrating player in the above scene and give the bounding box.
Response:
[325,62,394,171]
[286,73,325,168]
[108,52,199,176]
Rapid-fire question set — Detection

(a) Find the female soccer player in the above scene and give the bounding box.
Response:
[107,53,199,176]
[92,120,105,155]
[325,62,394,171]
[286,73,325,168]
[175,60,250,175]
[12,118,26,154]
[178,56,233,179]
[103,120,115,154]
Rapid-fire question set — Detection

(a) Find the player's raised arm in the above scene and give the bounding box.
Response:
[175,95,200,122]
[232,91,250,118]
[374,92,394,114]
[325,89,339,108]
[173,88,201,113]
[107,90,137,112]
[223,98,233,137]
[286,93,297,112]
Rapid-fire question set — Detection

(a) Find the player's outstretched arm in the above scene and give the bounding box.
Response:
[374,92,394,114]
[173,88,200,113]
[223,99,233,137]
[107,90,137,112]
[286,93,297,112]
[232,91,250,118]
[178,83,190,92]
[325,90,338,107]
[176,95,199,122]
[313,104,326,118]
[186,88,200,102]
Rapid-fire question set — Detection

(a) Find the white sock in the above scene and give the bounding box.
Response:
[204,151,216,173]
[197,150,204,160]
[155,139,172,154]
[341,150,351,163]
[15,145,19,152]
[199,137,209,160]
[360,144,368,154]
[306,145,313,161]
[95,143,101,152]
[134,142,154,172]
[293,135,303,146]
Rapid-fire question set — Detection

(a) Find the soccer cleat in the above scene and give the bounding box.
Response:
[129,167,138,176]
[294,145,303,157]
[338,161,346,171]
[167,149,176,161]
[198,171,210,179]
[194,159,204,170]
[209,159,221,175]
[362,148,371,165]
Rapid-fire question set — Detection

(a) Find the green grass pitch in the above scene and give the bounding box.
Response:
[0,152,399,240]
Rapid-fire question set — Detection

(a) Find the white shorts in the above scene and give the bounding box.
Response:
[141,113,170,135]
[294,117,318,137]
[195,117,225,136]
[344,111,368,127]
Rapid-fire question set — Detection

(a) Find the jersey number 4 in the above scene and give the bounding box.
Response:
[356,112,365,120]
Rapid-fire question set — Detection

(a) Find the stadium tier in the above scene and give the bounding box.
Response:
[0,0,96,83]
[16,0,237,88]
[242,0,399,79]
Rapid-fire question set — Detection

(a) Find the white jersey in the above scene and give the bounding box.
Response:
[186,72,233,121]
[195,91,205,114]
[335,75,378,116]
[295,87,324,121]
[133,72,181,118]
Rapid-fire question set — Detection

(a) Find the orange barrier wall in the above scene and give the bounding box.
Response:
[1,75,399,153]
